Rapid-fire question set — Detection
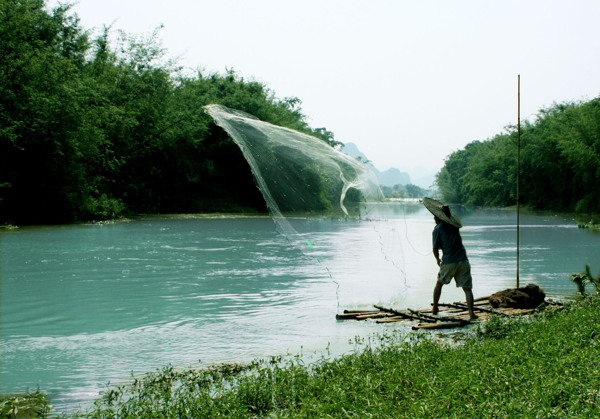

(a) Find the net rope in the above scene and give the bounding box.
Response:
[204,105,384,226]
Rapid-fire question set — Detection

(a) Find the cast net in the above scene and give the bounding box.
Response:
[204,104,408,307]
[203,104,385,244]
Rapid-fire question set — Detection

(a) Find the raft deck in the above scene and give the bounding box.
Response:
[336,296,562,330]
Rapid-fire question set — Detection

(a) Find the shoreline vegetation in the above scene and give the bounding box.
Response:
[1,1,341,226]
[3,206,599,232]
[577,216,600,231]
[4,296,600,417]
[436,98,600,217]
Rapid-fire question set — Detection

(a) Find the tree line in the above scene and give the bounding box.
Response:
[436,97,600,214]
[380,184,428,199]
[0,0,339,225]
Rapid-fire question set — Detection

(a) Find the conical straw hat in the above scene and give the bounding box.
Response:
[422,197,462,228]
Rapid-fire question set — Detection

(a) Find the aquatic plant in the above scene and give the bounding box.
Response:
[0,392,50,418]
[476,314,525,339]
[576,213,600,230]
[570,265,600,296]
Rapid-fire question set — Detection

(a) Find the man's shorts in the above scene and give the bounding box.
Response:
[438,260,472,288]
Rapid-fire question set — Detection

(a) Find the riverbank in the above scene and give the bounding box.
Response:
[66,297,599,418]
[577,220,600,231]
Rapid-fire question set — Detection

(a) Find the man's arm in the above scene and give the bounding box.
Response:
[433,248,441,266]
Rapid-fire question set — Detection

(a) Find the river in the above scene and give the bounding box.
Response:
[1,202,598,414]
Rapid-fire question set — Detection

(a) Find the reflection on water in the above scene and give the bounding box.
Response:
[1,203,598,413]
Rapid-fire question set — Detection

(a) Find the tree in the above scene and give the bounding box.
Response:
[437,99,600,214]
[0,1,341,224]
[0,0,90,223]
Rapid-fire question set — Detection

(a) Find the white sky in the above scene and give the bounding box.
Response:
[48,0,600,173]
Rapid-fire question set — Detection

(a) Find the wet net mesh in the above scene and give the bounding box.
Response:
[204,105,384,238]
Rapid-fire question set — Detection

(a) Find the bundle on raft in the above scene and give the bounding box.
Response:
[336,285,562,330]
[488,284,546,308]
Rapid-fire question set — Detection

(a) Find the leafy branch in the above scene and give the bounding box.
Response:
[570,264,600,296]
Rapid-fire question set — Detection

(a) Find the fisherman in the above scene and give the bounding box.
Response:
[423,197,478,320]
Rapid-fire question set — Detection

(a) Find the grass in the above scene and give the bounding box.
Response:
[0,392,50,418]
[58,298,600,418]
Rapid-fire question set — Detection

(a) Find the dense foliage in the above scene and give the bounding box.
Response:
[437,98,600,213]
[0,0,338,225]
[69,299,600,418]
[381,183,428,199]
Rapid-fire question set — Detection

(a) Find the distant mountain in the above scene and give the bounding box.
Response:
[397,165,437,189]
[378,167,411,186]
[340,142,371,165]
[340,142,412,187]
[411,173,437,189]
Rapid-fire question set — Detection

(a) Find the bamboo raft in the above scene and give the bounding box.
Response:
[336,296,562,330]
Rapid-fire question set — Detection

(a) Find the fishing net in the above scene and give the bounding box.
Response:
[203,104,384,242]
[204,104,408,307]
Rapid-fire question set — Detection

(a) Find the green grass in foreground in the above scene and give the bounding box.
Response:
[67,298,600,418]
[0,392,50,418]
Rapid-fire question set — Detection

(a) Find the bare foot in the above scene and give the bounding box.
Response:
[469,314,479,320]
[432,306,439,316]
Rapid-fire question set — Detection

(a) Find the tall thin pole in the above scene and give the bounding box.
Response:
[516,75,521,288]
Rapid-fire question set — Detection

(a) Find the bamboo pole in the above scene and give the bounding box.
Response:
[439,302,509,316]
[408,309,471,325]
[374,305,436,323]
[412,321,465,330]
[355,313,392,320]
[376,316,409,324]
[336,311,379,320]
[517,74,521,288]
[343,309,381,314]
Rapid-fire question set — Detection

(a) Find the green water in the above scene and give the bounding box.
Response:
[1,204,598,413]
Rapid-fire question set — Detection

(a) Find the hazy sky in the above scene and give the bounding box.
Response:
[48,0,600,173]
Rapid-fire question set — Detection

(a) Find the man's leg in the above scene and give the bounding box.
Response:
[432,281,443,315]
[463,287,478,320]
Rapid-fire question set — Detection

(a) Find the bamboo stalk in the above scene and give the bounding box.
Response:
[412,321,465,330]
[374,305,435,322]
[336,313,360,320]
[355,313,392,320]
[336,310,380,320]
[521,308,536,314]
[344,309,381,314]
[445,308,469,314]
[408,309,471,325]
[413,308,434,313]
[376,317,409,324]
[517,74,521,288]
[452,315,485,321]
[447,302,509,316]
[496,307,515,314]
